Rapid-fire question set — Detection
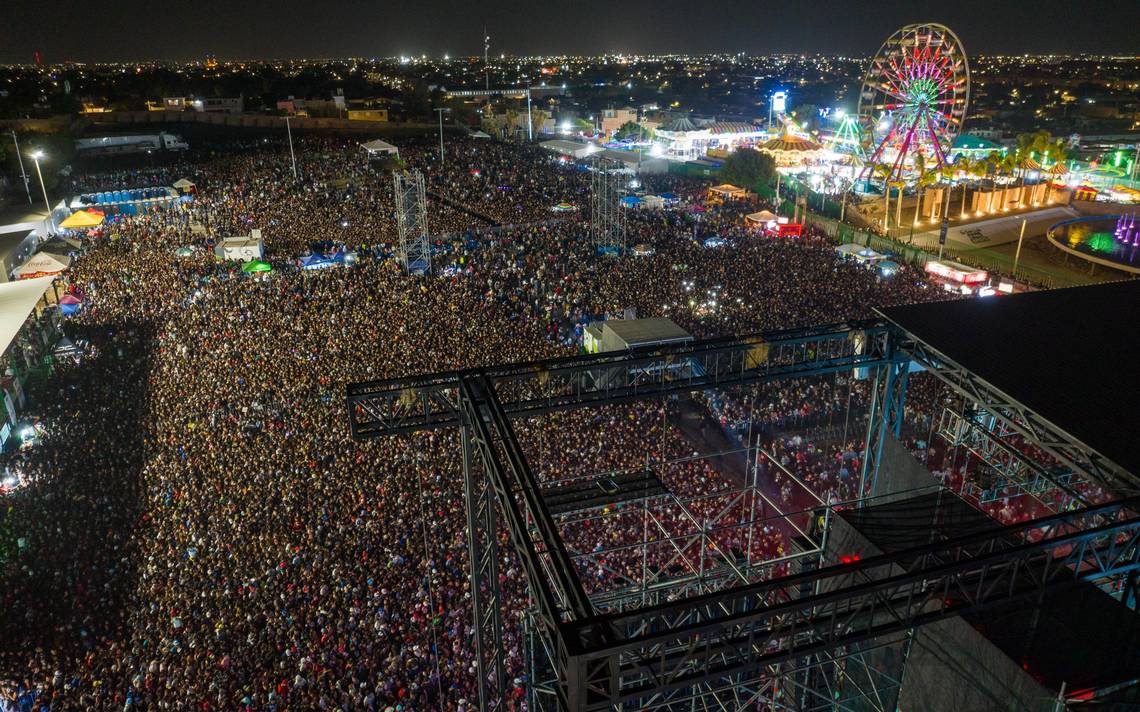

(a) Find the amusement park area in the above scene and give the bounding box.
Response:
[541,22,1140,289]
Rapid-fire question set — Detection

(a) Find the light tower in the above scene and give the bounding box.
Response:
[393,170,431,275]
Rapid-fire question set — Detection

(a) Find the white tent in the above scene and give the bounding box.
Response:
[214,232,264,262]
[836,243,883,264]
[469,130,491,139]
[0,276,54,358]
[745,210,778,226]
[12,252,71,280]
[540,140,595,159]
[360,139,400,159]
[641,195,666,209]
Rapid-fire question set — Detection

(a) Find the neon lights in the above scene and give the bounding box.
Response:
[858,24,969,182]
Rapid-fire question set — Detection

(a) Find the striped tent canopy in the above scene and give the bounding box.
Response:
[1019,157,1043,171]
[759,132,826,167]
[709,122,759,135]
[663,116,698,132]
[760,134,823,152]
[1048,163,1070,176]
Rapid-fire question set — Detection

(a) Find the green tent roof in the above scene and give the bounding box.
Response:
[951,134,1003,152]
[241,260,272,273]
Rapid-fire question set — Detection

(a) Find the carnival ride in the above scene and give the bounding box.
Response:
[826,113,864,160]
[857,22,970,183]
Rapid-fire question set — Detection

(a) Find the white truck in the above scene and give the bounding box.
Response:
[74,132,189,155]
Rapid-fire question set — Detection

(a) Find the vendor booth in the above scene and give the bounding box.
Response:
[836,244,884,265]
[707,184,747,203]
[241,260,273,274]
[361,139,400,159]
[57,294,83,315]
[13,252,70,280]
[301,254,336,270]
[59,210,104,230]
[214,231,265,262]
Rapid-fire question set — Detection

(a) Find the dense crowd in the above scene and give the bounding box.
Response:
[1,135,973,710]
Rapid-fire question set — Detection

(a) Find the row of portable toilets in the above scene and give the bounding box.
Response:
[102,202,172,216]
[78,188,171,205]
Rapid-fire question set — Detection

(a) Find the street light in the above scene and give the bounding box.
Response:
[284,116,298,179]
[434,108,449,167]
[29,150,51,219]
[8,131,32,204]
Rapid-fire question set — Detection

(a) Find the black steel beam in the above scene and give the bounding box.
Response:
[893,329,1139,498]
[560,496,1140,710]
[346,320,891,438]
[542,469,669,516]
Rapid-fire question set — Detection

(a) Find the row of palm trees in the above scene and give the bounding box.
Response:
[871,131,1069,237]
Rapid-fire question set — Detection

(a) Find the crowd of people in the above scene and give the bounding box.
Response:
[0,133,984,710]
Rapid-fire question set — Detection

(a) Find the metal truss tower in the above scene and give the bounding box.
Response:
[590,157,626,254]
[345,321,1140,712]
[394,169,431,275]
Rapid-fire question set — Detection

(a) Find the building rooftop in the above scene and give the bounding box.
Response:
[951,133,1004,152]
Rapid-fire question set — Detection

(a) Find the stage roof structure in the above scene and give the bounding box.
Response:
[878,280,1140,480]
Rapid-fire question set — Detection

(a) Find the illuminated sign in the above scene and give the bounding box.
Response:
[924,261,988,285]
[772,91,787,113]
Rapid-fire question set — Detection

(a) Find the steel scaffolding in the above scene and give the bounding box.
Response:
[590,157,626,254]
[345,321,1140,711]
[394,169,431,275]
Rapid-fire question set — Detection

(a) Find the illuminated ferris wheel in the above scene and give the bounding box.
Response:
[857,23,970,182]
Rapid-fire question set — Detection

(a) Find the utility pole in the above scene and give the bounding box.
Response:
[1012,218,1027,276]
[484,27,490,93]
[285,116,298,179]
[526,88,533,142]
[435,108,447,167]
[9,130,32,204]
[30,151,51,233]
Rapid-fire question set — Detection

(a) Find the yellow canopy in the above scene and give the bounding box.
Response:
[59,211,105,229]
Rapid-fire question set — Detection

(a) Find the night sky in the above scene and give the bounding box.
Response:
[2,0,1137,63]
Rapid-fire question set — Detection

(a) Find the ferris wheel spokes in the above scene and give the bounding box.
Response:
[857,22,970,183]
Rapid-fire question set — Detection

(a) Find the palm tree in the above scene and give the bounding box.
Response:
[529,108,549,141]
[504,108,519,141]
[960,157,979,217]
[911,157,938,240]
[874,163,893,234]
[997,151,1018,209]
[937,163,956,222]
[1014,132,1037,207]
